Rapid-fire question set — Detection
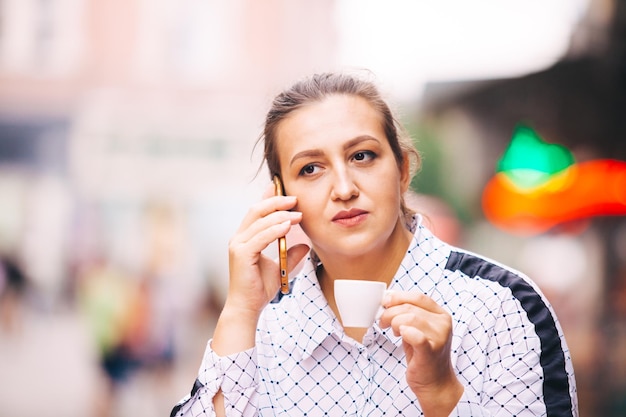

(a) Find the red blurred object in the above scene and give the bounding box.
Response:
[482,159,626,235]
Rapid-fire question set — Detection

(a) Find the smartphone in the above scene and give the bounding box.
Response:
[273,175,290,295]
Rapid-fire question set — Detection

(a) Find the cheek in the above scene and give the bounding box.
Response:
[374,171,404,209]
[293,195,324,234]
[294,195,319,219]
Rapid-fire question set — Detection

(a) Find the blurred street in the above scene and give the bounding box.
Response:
[0,306,98,417]
[0,299,215,417]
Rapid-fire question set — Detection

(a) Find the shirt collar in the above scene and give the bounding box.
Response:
[289,260,340,359]
[286,214,443,359]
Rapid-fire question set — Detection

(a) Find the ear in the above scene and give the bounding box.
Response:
[399,153,411,193]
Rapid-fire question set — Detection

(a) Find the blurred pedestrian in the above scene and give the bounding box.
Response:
[0,254,28,334]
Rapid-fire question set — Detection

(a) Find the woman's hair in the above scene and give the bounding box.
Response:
[258,71,422,225]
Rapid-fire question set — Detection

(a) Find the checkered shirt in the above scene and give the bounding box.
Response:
[171,216,578,416]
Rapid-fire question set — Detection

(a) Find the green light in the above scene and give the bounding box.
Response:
[497,125,574,189]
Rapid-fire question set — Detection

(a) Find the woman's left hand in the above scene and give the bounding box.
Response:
[379,291,463,417]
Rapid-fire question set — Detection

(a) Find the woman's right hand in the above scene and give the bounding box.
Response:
[212,192,308,356]
[227,194,305,313]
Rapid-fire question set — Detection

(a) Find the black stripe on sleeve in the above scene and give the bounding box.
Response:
[445,250,573,417]
[169,378,204,417]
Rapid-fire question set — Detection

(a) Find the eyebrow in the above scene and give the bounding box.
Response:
[289,135,381,167]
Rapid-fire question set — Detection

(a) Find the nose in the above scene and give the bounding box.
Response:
[330,167,359,201]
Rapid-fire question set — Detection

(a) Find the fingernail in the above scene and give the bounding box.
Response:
[382,290,394,306]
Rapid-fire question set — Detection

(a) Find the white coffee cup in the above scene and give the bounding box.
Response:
[334,279,387,328]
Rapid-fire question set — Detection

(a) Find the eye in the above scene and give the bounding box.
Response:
[352,151,376,162]
[299,163,320,176]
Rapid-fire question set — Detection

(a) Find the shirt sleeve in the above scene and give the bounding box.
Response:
[170,340,260,417]
[443,250,578,417]
[447,296,578,417]
[447,334,577,416]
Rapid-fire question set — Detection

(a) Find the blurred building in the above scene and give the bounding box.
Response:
[0,0,338,301]
[418,0,626,415]
[0,2,338,415]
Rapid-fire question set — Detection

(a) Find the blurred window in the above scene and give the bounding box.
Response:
[0,119,68,173]
[0,0,84,75]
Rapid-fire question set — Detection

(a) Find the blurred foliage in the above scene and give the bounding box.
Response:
[405,120,473,225]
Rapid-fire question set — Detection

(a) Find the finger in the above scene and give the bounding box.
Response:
[235,209,302,251]
[399,324,428,348]
[398,325,428,367]
[382,290,444,314]
[383,310,433,338]
[379,302,435,330]
[231,219,294,260]
[237,195,299,233]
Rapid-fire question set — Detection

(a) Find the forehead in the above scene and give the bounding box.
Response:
[275,94,385,149]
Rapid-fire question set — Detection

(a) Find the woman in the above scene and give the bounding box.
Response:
[171,72,578,416]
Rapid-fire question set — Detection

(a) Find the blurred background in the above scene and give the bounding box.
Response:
[0,0,624,415]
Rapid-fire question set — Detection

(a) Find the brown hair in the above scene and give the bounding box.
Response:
[258,71,421,225]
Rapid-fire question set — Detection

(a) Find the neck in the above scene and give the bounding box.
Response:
[317,219,413,287]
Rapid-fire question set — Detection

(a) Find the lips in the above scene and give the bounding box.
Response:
[332,208,369,226]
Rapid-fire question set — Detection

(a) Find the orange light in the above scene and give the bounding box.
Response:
[482,126,626,235]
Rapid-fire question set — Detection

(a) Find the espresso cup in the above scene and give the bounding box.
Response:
[334,279,387,328]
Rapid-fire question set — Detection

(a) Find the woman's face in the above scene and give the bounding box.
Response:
[275,94,411,260]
